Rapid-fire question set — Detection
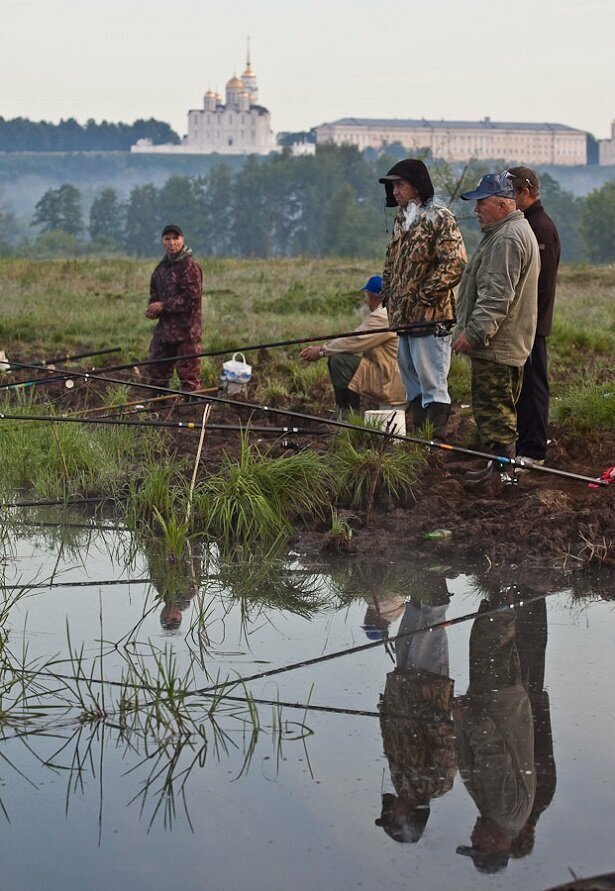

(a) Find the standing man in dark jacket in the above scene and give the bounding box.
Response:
[508,168,561,468]
[145,224,203,393]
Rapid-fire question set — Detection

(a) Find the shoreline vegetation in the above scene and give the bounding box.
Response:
[0,256,613,570]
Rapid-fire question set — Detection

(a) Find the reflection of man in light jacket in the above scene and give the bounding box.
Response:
[300,276,405,416]
[454,598,536,874]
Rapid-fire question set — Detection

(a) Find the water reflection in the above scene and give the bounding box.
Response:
[453,585,552,875]
[1,518,613,890]
[376,574,455,843]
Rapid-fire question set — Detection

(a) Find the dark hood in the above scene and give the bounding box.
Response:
[379,159,435,208]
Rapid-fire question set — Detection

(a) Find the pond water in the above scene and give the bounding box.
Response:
[0,514,613,891]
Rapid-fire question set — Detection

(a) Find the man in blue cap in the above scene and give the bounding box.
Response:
[452,172,540,492]
[300,275,405,416]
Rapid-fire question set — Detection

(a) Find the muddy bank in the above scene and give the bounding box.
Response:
[292,418,615,571]
[4,365,614,570]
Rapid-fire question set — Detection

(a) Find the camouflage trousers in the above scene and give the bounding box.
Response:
[146,333,202,392]
[470,358,523,451]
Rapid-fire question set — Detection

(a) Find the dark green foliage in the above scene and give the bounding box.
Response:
[31,183,83,236]
[89,188,125,245]
[0,116,179,151]
[124,184,161,256]
[540,173,585,262]
[580,180,615,263]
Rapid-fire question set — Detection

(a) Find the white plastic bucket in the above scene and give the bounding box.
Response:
[364,408,406,438]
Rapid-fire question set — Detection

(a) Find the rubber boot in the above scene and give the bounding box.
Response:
[410,396,427,430]
[464,443,516,492]
[334,387,360,419]
[425,402,451,441]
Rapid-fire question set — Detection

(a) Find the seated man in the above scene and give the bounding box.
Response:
[299,275,406,415]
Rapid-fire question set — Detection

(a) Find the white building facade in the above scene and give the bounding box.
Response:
[314,117,588,166]
[598,120,615,165]
[132,50,276,156]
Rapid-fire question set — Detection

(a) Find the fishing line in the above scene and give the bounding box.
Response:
[3,358,608,486]
[187,588,558,698]
[0,412,330,436]
[3,321,453,386]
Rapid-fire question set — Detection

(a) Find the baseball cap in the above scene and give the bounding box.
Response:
[161,224,184,237]
[460,172,515,201]
[361,275,383,295]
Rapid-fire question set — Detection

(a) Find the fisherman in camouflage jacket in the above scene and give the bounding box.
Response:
[145,224,203,393]
[379,160,467,439]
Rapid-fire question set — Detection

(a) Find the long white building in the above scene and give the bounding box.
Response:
[314,117,588,166]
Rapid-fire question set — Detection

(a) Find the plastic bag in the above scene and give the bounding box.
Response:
[221,352,252,383]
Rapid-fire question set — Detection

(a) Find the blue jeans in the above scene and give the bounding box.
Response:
[397,334,452,406]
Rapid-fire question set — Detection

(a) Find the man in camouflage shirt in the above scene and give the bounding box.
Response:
[145,224,203,393]
[379,159,467,439]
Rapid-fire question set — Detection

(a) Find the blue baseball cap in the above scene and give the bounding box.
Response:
[361,275,383,295]
[461,172,515,201]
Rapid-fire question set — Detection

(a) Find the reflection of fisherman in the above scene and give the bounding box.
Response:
[511,595,557,858]
[144,538,203,631]
[361,591,405,641]
[376,576,456,843]
[454,591,536,874]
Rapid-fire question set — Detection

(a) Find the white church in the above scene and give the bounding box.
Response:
[132,47,276,156]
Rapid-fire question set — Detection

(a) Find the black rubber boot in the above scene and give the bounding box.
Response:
[334,387,361,419]
[410,396,427,429]
[464,443,516,491]
[425,402,451,440]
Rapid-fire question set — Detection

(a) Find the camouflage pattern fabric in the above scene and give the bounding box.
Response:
[147,246,203,391]
[471,358,522,450]
[379,668,456,804]
[148,247,203,344]
[381,200,467,330]
[146,333,202,392]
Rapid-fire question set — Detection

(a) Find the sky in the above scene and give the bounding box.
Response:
[2,0,614,140]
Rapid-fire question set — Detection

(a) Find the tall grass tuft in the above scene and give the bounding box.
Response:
[328,421,426,510]
[193,432,331,544]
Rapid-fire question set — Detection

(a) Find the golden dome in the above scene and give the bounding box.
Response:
[204,89,216,98]
[242,65,255,78]
[226,76,244,89]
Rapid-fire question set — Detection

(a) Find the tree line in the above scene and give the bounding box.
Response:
[0,117,179,152]
[1,145,614,262]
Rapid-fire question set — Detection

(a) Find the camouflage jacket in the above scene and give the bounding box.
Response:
[381,200,467,330]
[149,247,203,344]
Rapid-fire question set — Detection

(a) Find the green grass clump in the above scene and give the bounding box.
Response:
[552,381,615,434]
[193,433,331,544]
[0,400,141,499]
[328,420,426,509]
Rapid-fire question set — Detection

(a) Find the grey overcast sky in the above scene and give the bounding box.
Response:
[2,0,614,139]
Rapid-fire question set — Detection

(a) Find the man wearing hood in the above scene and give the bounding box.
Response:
[145,224,203,394]
[379,159,467,439]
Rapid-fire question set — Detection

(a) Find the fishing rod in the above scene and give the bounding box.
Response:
[189,588,558,697]
[8,320,454,381]
[5,359,609,487]
[0,577,151,591]
[0,411,330,436]
[70,387,218,418]
[18,588,558,717]
[0,347,122,392]
[24,346,122,368]
[0,495,106,510]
